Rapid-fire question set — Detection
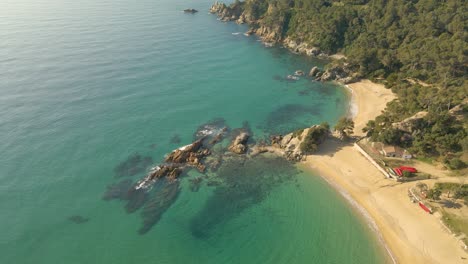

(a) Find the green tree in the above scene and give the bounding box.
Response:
[334,117,355,139]
[427,188,442,200]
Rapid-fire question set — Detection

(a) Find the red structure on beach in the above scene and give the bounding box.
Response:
[391,166,418,177]
[419,202,432,214]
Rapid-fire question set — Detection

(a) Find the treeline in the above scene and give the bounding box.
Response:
[240,0,466,85]
[230,0,467,167]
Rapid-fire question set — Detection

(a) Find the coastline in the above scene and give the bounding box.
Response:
[302,80,467,263]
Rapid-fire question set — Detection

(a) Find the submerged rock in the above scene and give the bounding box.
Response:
[114,153,153,178]
[189,154,298,238]
[102,179,133,201]
[189,177,203,192]
[125,188,149,213]
[170,134,181,144]
[183,9,198,13]
[139,181,181,235]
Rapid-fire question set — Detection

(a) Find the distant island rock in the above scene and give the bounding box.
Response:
[183,9,198,13]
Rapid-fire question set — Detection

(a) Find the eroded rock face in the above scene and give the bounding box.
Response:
[308,66,320,77]
[228,132,249,154]
[314,63,360,84]
[209,1,243,22]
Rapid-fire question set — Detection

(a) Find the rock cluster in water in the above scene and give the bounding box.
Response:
[228,132,249,154]
[102,118,257,234]
[102,115,327,235]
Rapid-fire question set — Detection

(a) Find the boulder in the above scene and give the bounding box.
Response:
[308,66,320,77]
[228,132,249,154]
[294,70,305,76]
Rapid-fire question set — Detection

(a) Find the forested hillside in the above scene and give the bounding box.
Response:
[212,0,467,168]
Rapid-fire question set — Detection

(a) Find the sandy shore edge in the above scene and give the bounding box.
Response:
[302,80,467,263]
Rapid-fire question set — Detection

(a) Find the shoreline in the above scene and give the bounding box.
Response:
[301,80,467,263]
[309,165,397,264]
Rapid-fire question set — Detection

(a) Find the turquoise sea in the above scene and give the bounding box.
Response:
[0,0,388,263]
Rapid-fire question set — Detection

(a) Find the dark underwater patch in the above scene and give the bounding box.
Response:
[139,180,181,235]
[102,179,134,201]
[189,154,298,239]
[259,104,320,135]
[114,153,153,178]
[170,134,181,144]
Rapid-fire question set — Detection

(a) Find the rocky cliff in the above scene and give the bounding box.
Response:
[209,1,360,84]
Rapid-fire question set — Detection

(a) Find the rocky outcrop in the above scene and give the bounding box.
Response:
[284,38,321,56]
[308,66,319,77]
[228,132,250,154]
[313,63,360,84]
[271,125,328,161]
[134,138,213,190]
[209,1,244,22]
[148,165,182,181]
[294,70,304,76]
[165,139,210,165]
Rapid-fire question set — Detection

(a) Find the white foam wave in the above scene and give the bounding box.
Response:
[345,85,358,119]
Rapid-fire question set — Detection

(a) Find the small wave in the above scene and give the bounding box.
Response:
[232,32,241,35]
[345,85,358,119]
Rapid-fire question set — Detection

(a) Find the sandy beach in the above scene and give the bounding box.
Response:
[304,80,467,263]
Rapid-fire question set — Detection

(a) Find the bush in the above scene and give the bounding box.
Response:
[402,170,412,177]
[427,188,442,200]
[447,158,466,170]
[299,123,329,154]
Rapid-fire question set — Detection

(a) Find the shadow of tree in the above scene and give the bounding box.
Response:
[439,199,462,209]
[313,136,355,157]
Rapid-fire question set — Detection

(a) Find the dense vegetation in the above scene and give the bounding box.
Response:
[334,117,354,139]
[427,182,468,204]
[230,0,467,167]
[300,122,330,153]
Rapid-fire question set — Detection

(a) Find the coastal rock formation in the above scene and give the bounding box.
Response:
[165,139,207,164]
[209,1,244,22]
[271,125,329,161]
[228,132,249,154]
[315,63,359,84]
[209,1,365,84]
[294,70,304,76]
[284,38,321,56]
[308,66,319,77]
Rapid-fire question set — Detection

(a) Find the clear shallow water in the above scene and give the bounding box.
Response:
[0,0,387,263]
